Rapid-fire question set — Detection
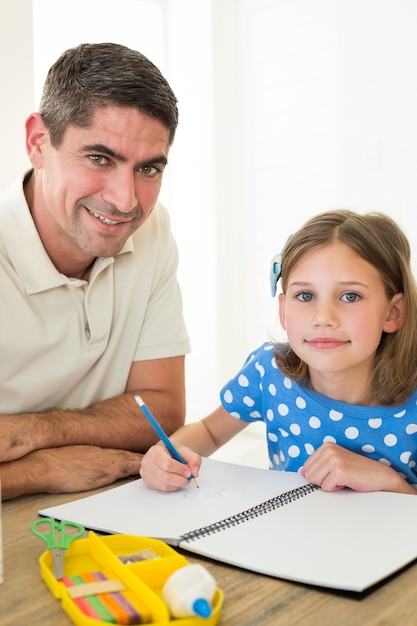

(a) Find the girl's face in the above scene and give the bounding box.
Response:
[278,242,404,402]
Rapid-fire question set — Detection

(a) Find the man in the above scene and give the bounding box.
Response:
[0,42,190,500]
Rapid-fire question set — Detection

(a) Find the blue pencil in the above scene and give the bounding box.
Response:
[134,395,199,487]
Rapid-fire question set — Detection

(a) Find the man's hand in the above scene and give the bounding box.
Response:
[0,445,143,500]
[301,442,416,495]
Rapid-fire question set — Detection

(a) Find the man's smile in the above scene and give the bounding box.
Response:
[86,207,121,225]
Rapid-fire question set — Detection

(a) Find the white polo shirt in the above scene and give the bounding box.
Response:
[0,174,190,413]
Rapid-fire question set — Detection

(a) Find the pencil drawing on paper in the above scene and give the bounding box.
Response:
[183,486,243,499]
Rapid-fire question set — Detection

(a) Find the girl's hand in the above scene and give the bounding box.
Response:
[301,442,416,495]
[139,442,202,491]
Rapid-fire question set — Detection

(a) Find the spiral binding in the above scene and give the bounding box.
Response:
[181,483,319,542]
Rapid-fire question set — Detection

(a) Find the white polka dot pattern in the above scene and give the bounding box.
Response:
[220,342,417,483]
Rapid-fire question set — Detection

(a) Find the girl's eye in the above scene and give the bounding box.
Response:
[342,292,360,303]
[296,292,314,302]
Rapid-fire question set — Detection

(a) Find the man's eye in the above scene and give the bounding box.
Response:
[296,292,314,302]
[342,292,360,303]
[89,155,108,166]
[139,165,159,177]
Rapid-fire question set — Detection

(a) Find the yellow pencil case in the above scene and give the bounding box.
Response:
[38,531,223,626]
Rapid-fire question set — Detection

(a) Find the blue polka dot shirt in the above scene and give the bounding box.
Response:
[220,342,417,484]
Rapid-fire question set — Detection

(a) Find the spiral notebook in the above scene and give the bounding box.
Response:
[39,457,417,592]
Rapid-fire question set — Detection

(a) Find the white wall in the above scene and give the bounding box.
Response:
[0,0,34,188]
[236,0,417,368]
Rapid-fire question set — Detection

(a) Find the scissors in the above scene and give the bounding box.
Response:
[31,517,84,579]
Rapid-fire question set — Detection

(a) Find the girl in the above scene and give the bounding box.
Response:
[140,210,417,495]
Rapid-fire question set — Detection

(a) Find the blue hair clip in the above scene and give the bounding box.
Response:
[270,236,292,297]
[270,252,282,297]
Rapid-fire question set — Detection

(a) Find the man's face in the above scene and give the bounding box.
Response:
[27,106,171,265]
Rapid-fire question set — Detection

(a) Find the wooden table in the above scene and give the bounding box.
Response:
[2,483,417,626]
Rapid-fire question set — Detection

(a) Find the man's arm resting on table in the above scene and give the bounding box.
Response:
[0,356,186,462]
[0,445,144,501]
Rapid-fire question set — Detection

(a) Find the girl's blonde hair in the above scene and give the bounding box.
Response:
[274,209,417,405]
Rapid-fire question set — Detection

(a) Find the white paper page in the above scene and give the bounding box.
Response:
[39,458,309,541]
[180,487,417,592]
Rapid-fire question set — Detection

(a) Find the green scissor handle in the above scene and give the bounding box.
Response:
[57,519,85,548]
[31,517,84,550]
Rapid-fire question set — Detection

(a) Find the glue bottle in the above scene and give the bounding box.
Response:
[162,563,217,619]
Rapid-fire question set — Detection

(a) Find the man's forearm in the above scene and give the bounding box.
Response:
[0,390,185,463]
[74,391,186,450]
[0,445,144,501]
